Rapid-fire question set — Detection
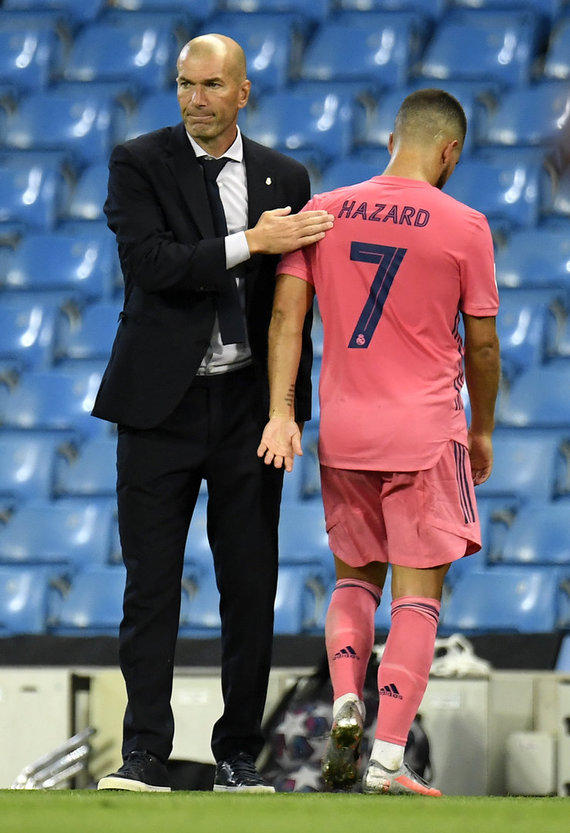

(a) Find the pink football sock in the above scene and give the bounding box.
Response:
[375,596,441,746]
[325,578,382,702]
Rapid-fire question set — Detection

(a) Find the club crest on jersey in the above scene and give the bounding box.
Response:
[356,333,366,346]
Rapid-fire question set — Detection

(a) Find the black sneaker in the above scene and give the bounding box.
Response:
[213,753,275,793]
[97,750,171,792]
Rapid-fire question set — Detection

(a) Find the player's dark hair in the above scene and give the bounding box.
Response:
[395,88,468,145]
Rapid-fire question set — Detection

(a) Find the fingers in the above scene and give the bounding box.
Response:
[472,466,492,486]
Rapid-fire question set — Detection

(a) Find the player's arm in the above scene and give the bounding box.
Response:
[257,273,315,472]
[463,313,501,485]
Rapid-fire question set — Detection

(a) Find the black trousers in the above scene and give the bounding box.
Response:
[116,366,283,763]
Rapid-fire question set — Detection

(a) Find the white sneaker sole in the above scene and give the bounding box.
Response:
[97,775,171,792]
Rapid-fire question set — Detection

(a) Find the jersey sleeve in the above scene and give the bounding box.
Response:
[459,212,499,317]
[275,197,317,285]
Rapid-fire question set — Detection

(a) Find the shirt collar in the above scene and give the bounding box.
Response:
[187,126,243,163]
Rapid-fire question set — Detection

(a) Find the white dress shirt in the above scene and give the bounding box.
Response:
[188,128,253,375]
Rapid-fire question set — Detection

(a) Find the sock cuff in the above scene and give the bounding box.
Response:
[334,577,382,607]
[391,595,441,626]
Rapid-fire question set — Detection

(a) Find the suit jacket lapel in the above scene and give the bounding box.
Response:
[243,136,279,229]
[166,122,214,240]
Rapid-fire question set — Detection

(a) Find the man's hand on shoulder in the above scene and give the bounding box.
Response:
[246,207,334,255]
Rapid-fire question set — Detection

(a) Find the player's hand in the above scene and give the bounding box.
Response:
[246,207,334,255]
[257,416,303,472]
[468,430,493,485]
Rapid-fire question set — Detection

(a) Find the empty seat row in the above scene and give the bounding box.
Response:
[1,8,569,97]
[0,426,568,507]
[2,490,567,579]
[0,150,565,235]
[0,559,331,637]
[0,79,567,167]
[1,249,569,372]
[1,556,569,637]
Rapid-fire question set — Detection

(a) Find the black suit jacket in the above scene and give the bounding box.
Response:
[92,122,313,429]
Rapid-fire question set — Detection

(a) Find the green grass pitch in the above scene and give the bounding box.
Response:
[1,792,568,833]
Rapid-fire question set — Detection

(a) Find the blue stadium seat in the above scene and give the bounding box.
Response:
[338,0,445,20]
[183,496,211,571]
[549,315,570,359]
[494,229,570,301]
[49,565,126,635]
[300,12,427,89]
[544,15,570,80]
[309,154,373,194]
[0,152,72,231]
[441,566,570,633]
[110,0,217,19]
[178,567,221,636]
[278,502,331,569]
[0,564,58,635]
[451,0,564,20]
[0,296,60,370]
[3,230,120,301]
[2,0,107,24]
[65,163,110,223]
[556,632,570,671]
[419,10,541,87]
[242,89,359,166]
[55,301,120,363]
[474,429,569,502]
[494,501,570,566]
[3,87,127,166]
[274,564,331,634]
[0,20,65,93]
[477,82,570,150]
[0,366,105,438]
[497,362,570,429]
[496,290,558,379]
[222,0,332,21]
[0,497,116,569]
[53,436,118,497]
[62,17,183,92]
[0,432,67,500]
[124,91,182,141]
[543,167,570,218]
[442,156,542,231]
[200,13,304,93]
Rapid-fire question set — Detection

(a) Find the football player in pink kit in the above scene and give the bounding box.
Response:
[258,89,500,796]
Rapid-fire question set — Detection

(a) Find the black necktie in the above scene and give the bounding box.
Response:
[199,156,246,345]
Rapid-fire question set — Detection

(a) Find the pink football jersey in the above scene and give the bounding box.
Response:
[278,176,499,471]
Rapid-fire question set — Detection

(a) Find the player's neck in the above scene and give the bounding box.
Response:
[382,148,438,186]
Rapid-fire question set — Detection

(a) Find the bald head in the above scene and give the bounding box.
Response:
[393,89,467,151]
[176,33,251,156]
[177,34,247,85]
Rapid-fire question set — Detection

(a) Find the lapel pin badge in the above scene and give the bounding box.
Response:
[265,177,272,186]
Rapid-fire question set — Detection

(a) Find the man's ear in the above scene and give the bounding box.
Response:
[387,132,395,154]
[442,138,459,165]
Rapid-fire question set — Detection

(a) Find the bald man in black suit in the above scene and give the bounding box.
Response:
[95,34,333,793]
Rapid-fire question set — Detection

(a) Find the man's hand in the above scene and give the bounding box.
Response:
[257,416,303,472]
[468,430,493,485]
[246,207,334,255]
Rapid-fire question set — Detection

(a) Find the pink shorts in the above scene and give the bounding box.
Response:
[320,441,481,569]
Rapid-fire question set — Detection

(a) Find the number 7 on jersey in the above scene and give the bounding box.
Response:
[348,242,407,349]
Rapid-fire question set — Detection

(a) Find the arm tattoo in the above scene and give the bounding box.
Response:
[284,384,295,408]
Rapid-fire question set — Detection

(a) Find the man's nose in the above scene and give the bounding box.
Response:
[192,86,207,105]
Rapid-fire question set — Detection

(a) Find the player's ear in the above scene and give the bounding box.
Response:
[442,139,459,165]
[387,132,395,154]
